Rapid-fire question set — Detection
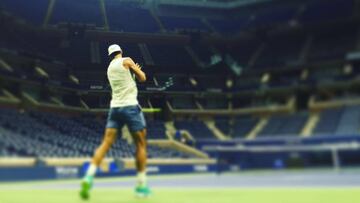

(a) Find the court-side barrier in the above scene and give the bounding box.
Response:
[82,159,217,178]
[0,158,217,182]
[196,134,360,148]
[199,135,360,172]
[0,167,57,181]
[0,157,216,181]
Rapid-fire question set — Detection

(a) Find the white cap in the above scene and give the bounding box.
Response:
[108,44,122,56]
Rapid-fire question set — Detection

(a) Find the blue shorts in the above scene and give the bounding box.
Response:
[106,105,146,133]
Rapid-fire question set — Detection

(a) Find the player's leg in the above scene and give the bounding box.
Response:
[132,129,151,197]
[123,105,151,197]
[80,128,118,199]
[132,129,148,186]
[85,128,118,180]
[80,108,121,200]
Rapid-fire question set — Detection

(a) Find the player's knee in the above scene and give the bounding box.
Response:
[133,129,147,148]
[138,130,147,143]
[104,128,117,145]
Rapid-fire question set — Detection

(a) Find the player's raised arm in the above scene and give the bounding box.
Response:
[124,57,147,82]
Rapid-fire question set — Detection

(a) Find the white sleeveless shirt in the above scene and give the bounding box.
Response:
[107,57,138,108]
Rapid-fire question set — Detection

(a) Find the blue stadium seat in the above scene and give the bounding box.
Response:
[170,96,198,109]
[208,15,250,34]
[308,27,357,61]
[299,0,354,24]
[215,117,230,135]
[146,120,167,139]
[0,108,192,158]
[50,0,103,26]
[227,41,259,66]
[313,108,344,135]
[201,97,228,110]
[190,44,215,64]
[335,106,360,135]
[251,5,297,27]
[259,113,308,136]
[255,34,305,68]
[175,120,215,139]
[105,1,159,33]
[0,0,49,26]
[148,44,195,68]
[159,16,209,32]
[232,117,259,138]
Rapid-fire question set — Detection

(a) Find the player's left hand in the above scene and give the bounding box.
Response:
[135,63,142,70]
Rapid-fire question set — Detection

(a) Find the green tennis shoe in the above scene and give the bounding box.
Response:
[135,186,152,198]
[80,176,93,200]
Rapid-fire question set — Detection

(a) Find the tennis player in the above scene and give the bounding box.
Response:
[80,44,150,199]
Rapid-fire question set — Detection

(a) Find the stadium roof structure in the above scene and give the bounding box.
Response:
[153,0,274,9]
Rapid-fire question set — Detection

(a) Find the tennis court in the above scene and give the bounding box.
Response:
[1,170,359,203]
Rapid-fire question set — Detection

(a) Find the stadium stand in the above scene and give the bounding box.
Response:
[174,120,216,139]
[227,41,260,67]
[299,0,354,24]
[146,119,168,139]
[148,44,195,68]
[231,116,259,138]
[208,14,250,34]
[214,117,231,136]
[189,44,215,64]
[313,108,344,135]
[233,77,260,91]
[156,75,195,91]
[0,0,49,26]
[201,96,229,109]
[258,113,308,137]
[50,0,103,26]
[336,105,360,135]
[254,34,305,68]
[195,75,228,91]
[308,26,357,61]
[0,108,194,158]
[159,16,209,32]
[1,0,360,175]
[105,1,159,33]
[170,96,198,109]
[250,4,298,27]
